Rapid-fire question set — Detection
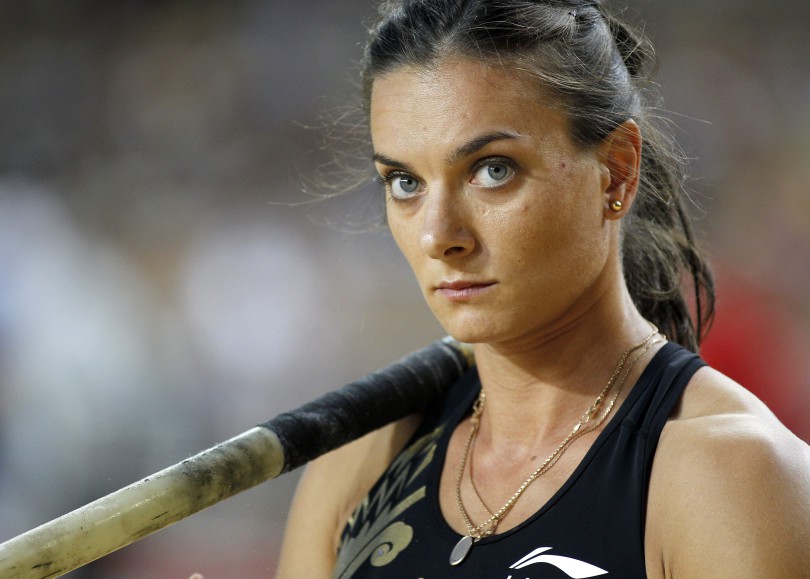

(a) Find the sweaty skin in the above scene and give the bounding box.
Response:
[373,61,622,349]
[277,59,810,579]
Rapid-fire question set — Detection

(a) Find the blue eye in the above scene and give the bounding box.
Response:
[487,164,509,180]
[472,159,514,187]
[383,172,423,200]
[395,175,420,194]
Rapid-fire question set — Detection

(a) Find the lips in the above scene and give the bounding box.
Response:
[436,280,496,300]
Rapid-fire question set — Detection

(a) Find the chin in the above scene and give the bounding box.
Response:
[429,305,512,344]
[445,330,484,345]
[440,320,501,345]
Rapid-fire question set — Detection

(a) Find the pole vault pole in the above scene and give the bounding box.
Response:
[0,337,474,579]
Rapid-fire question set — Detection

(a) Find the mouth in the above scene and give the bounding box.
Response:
[435,280,496,301]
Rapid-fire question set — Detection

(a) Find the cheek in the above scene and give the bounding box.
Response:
[504,188,606,271]
[504,199,567,249]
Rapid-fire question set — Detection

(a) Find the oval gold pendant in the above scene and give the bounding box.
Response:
[449,535,473,566]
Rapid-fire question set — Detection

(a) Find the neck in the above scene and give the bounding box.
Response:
[471,292,658,449]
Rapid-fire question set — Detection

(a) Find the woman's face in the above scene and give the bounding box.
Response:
[370,59,623,346]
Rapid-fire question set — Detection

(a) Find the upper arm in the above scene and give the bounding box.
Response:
[276,455,345,579]
[648,391,810,578]
[276,414,421,579]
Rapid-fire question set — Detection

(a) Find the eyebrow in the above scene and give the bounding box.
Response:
[372,130,522,170]
[446,130,522,165]
[372,152,414,172]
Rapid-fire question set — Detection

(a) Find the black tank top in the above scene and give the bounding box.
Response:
[334,342,704,578]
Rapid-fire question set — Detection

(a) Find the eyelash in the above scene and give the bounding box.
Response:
[471,156,517,184]
[376,170,421,201]
[376,170,406,187]
[376,156,518,197]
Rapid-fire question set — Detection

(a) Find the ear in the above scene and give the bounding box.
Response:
[599,119,642,220]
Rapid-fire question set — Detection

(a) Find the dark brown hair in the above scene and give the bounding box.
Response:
[361,0,714,351]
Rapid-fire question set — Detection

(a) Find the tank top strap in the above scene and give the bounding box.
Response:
[622,341,706,463]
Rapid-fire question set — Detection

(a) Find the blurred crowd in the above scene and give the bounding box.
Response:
[0,1,808,577]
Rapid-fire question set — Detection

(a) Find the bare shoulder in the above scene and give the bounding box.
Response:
[276,413,422,579]
[647,366,810,579]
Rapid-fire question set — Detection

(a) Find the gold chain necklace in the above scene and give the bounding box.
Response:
[449,326,662,566]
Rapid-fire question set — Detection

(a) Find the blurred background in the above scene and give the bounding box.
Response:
[0,0,807,577]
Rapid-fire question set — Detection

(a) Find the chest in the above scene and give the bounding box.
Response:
[437,422,604,538]
[334,417,652,579]
[334,345,700,578]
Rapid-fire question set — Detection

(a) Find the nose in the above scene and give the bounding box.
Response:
[420,188,475,260]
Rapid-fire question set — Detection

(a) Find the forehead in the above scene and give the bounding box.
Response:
[369,58,570,154]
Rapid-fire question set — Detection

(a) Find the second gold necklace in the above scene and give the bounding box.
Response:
[449,327,662,566]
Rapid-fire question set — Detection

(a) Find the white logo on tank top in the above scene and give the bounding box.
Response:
[506,546,608,578]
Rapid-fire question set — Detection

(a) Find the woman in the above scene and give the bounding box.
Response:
[278,1,810,577]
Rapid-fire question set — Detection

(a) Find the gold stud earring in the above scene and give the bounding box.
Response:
[609,199,623,212]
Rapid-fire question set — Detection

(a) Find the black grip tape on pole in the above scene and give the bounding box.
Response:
[260,338,472,475]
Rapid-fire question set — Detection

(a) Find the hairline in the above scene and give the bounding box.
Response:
[365,52,605,153]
